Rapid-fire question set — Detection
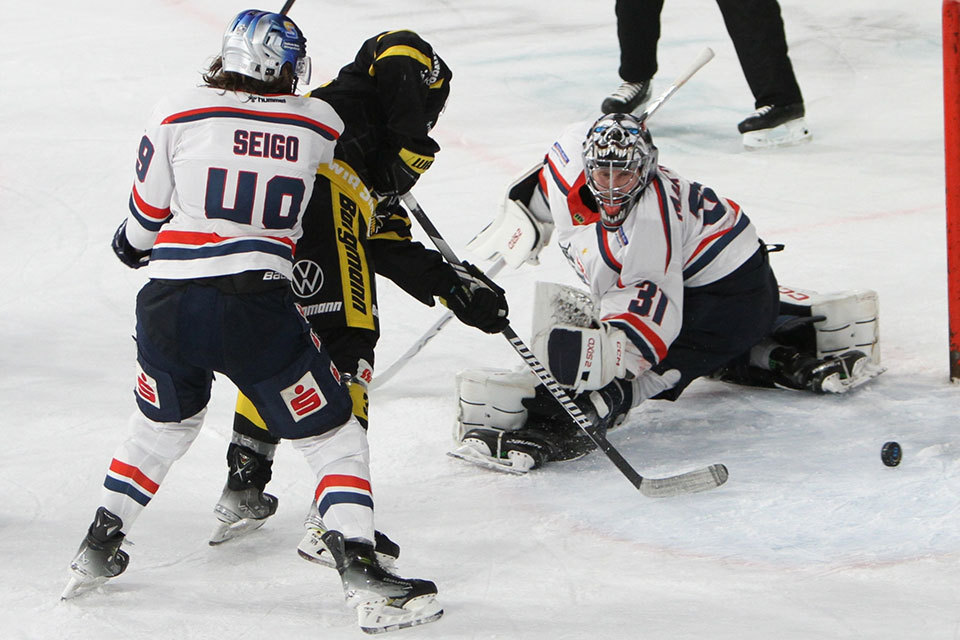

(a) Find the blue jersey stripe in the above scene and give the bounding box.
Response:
[151,238,293,262]
[103,476,152,506]
[164,109,337,140]
[128,195,167,232]
[683,213,752,280]
[317,491,375,516]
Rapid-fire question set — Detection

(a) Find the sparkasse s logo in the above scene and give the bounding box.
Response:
[280,372,327,422]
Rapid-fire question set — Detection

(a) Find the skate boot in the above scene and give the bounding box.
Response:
[61,507,129,600]
[601,80,652,114]
[209,439,278,545]
[738,103,811,150]
[297,502,400,571]
[322,530,443,634]
[209,484,278,545]
[774,348,870,393]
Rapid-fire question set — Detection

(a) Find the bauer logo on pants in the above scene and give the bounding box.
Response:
[280,371,327,422]
[135,364,161,409]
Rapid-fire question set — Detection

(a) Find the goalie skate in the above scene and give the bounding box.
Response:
[209,484,278,545]
[447,443,531,475]
[450,426,568,475]
[814,351,885,394]
[322,530,443,635]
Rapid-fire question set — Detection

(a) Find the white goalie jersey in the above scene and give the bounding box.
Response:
[124,86,344,280]
[536,121,762,368]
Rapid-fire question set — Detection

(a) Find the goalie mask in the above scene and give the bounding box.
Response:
[582,113,658,229]
[221,10,312,87]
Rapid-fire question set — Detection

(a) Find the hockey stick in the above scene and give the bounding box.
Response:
[370,258,506,391]
[279,0,296,15]
[639,47,715,124]
[400,192,728,497]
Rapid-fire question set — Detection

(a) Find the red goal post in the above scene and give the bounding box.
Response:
[944,0,960,381]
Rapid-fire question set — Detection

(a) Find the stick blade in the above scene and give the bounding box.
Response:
[639,463,728,498]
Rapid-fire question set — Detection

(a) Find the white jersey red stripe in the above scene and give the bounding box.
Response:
[123,86,343,280]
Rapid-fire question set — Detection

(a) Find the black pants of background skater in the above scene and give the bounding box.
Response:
[614,0,803,108]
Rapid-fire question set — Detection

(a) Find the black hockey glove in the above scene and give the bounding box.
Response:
[111,220,151,269]
[573,378,633,436]
[372,152,421,198]
[439,262,509,334]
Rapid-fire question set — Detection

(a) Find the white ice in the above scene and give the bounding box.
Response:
[2,0,958,638]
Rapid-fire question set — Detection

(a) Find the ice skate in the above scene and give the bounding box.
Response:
[61,507,129,600]
[322,530,442,634]
[776,349,877,394]
[601,80,652,114]
[209,484,278,545]
[297,502,400,571]
[738,103,811,149]
[452,427,557,473]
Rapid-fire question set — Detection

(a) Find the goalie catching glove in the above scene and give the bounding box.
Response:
[437,262,509,334]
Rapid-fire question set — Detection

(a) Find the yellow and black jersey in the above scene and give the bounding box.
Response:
[307,30,452,196]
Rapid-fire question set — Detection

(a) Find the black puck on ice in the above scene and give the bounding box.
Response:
[881,441,902,467]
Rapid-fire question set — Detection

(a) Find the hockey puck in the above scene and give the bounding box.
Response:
[881,441,902,467]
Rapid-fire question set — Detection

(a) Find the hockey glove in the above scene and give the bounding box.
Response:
[111,220,151,269]
[439,262,509,334]
[573,378,633,436]
[372,148,433,198]
[547,323,647,393]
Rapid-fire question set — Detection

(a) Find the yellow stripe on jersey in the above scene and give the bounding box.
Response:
[399,147,434,174]
[318,160,377,331]
[368,45,433,76]
[368,230,408,242]
[235,392,268,431]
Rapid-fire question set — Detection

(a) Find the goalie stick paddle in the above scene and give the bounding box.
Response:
[400,192,728,497]
[639,47,715,124]
[370,258,506,391]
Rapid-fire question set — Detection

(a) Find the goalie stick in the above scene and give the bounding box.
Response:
[400,192,728,497]
[639,47,715,124]
[370,258,506,391]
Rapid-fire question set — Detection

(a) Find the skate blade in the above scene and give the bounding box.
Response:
[208,516,268,546]
[742,118,812,150]
[819,362,886,394]
[447,446,530,475]
[358,596,443,635]
[61,573,107,600]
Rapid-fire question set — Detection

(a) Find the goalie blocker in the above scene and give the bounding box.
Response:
[450,282,884,474]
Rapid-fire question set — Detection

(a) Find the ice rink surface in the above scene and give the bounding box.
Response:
[1,1,958,638]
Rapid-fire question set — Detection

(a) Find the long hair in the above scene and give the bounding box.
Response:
[202,56,298,95]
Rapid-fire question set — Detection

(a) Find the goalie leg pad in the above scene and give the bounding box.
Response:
[777,286,882,364]
[455,368,539,441]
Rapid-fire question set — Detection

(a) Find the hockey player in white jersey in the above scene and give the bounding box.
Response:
[63,10,442,633]
[454,112,880,471]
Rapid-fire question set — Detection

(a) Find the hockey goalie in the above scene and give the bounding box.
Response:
[451,112,883,474]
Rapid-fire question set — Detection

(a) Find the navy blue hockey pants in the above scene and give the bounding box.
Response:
[133,276,353,439]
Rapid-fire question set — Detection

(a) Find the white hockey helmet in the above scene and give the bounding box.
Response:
[582,113,658,228]
[221,10,312,85]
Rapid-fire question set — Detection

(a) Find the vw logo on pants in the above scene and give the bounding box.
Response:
[291,260,324,298]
